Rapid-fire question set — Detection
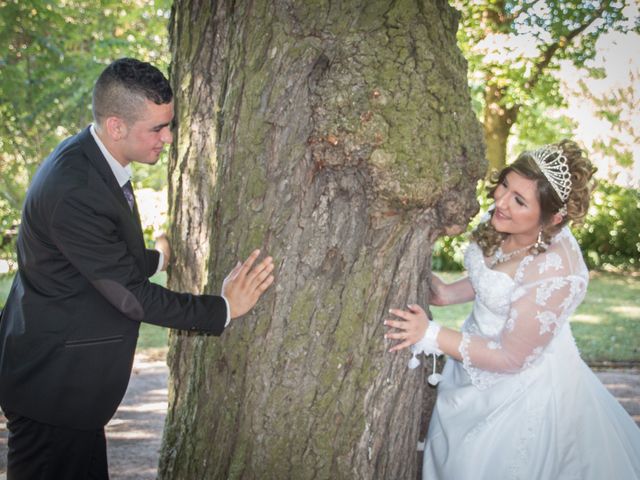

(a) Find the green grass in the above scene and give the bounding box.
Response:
[137,321,169,350]
[1,271,638,363]
[571,272,640,364]
[137,271,169,350]
[432,271,640,365]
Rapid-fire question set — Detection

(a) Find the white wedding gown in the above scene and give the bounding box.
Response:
[423,227,640,479]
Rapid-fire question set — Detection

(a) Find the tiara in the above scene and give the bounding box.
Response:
[531,145,572,204]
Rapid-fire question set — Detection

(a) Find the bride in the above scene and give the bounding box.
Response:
[385,140,640,479]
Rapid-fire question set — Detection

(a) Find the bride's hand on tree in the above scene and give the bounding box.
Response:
[384,304,429,352]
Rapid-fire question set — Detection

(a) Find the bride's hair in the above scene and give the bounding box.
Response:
[472,139,596,257]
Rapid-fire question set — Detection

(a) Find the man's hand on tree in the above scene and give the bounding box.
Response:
[222,249,275,319]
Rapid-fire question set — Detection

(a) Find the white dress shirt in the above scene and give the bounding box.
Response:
[89,125,164,276]
[89,125,230,326]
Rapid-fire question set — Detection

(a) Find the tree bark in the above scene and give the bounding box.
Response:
[483,83,517,175]
[478,0,516,175]
[159,1,484,478]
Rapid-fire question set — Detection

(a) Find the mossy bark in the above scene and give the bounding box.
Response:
[159,1,485,478]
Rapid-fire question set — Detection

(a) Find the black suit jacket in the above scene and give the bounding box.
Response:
[0,127,227,430]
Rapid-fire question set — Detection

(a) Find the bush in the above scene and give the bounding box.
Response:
[431,235,469,271]
[573,181,640,270]
[432,181,640,271]
[0,199,19,267]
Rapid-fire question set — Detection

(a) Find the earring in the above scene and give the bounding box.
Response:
[533,230,548,253]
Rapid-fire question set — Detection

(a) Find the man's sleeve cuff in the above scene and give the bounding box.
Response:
[221,295,231,327]
[153,249,165,276]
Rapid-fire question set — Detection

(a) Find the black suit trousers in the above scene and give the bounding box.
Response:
[5,410,108,480]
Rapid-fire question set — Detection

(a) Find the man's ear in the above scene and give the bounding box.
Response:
[104,116,127,141]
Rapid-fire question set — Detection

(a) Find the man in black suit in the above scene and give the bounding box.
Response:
[0,58,275,479]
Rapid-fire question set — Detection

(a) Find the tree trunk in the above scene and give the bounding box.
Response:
[483,83,517,175]
[159,1,484,478]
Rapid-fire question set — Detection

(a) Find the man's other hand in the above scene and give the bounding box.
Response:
[222,249,275,319]
[154,233,171,271]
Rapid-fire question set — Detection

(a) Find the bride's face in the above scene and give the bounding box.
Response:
[491,171,542,242]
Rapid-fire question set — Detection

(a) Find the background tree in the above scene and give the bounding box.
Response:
[0,0,170,262]
[454,0,635,173]
[573,67,639,182]
[158,0,484,478]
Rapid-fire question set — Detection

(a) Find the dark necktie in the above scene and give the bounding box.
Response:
[122,180,135,211]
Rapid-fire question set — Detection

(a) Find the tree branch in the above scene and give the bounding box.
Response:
[526,0,611,90]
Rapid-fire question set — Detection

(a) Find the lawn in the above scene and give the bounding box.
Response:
[0,271,638,365]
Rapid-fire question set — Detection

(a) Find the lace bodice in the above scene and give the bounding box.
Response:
[464,243,516,336]
[459,227,589,389]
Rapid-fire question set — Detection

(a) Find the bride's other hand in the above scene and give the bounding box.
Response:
[429,275,476,306]
[384,304,429,353]
[429,275,448,306]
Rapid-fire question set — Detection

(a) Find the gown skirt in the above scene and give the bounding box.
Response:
[423,325,640,479]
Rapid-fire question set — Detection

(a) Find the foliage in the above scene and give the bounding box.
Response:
[573,181,640,269]
[431,235,468,272]
[0,273,12,308]
[453,0,637,170]
[0,0,171,263]
[510,104,576,155]
[576,72,640,178]
[432,181,640,271]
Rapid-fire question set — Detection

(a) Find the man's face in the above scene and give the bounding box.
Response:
[118,100,174,166]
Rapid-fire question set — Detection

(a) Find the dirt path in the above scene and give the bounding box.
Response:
[0,351,168,480]
[103,350,169,479]
[0,354,638,480]
[593,367,640,426]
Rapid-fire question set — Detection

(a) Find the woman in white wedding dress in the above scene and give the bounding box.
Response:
[385,140,640,479]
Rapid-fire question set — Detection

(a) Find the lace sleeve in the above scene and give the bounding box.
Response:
[459,229,588,389]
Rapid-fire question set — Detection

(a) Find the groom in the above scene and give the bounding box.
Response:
[0,58,275,479]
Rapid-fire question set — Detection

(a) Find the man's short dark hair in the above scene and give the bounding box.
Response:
[92,58,173,126]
